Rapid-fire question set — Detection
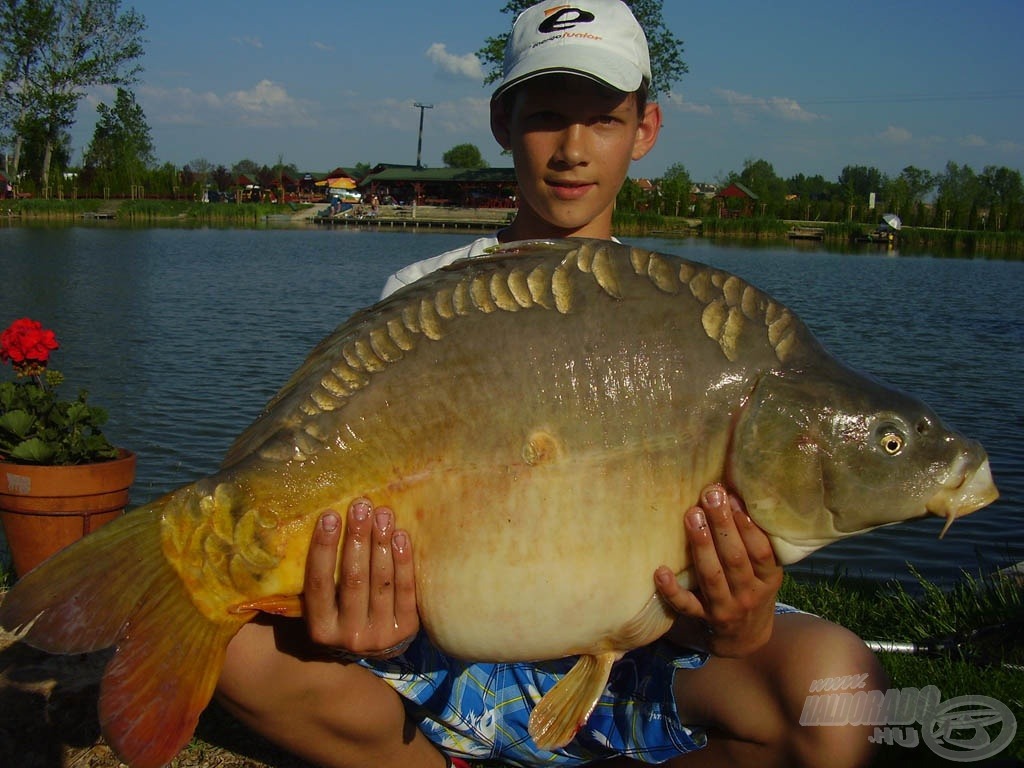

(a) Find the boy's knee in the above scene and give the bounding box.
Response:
[775,616,886,768]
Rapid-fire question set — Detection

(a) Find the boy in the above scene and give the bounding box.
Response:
[216,2,884,766]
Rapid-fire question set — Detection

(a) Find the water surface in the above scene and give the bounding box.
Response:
[1,225,1020,588]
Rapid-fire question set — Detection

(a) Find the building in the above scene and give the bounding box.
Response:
[358,165,518,208]
[715,182,759,217]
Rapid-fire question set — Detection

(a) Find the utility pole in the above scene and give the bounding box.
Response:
[413,102,433,169]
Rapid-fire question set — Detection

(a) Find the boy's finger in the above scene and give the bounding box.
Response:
[732,500,780,581]
[367,507,397,627]
[701,486,754,584]
[654,565,705,620]
[391,530,418,630]
[304,510,344,631]
[337,498,373,621]
[686,506,730,600]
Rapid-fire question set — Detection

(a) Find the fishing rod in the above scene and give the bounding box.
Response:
[864,618,1024,672]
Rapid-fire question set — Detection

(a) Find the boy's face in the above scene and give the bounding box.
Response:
[492,75,661,240]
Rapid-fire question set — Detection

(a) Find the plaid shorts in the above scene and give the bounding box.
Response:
[360,637,705,766]
[361,604,803,766]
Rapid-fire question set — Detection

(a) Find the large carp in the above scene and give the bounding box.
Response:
[0,239,997,767]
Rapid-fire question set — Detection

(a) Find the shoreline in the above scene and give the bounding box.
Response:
[5,200,1023,258]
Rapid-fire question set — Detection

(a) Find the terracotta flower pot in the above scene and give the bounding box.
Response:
[0,449,136,577]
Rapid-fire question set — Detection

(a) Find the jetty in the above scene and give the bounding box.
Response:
[787,225,825,241]
[311,204,515,231]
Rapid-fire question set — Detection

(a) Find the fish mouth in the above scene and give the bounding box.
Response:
[926,458,999,538]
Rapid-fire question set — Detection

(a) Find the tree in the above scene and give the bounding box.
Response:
[0,0,145,191]
[0,0,59,181]
[83,87,153,195]
[232,159,261,181]
[732,158,786,215]
[658,162,691,216]
[443,143,489,169]
[837,165,888,207]
[936,161,980,229]
[477,1,687,99]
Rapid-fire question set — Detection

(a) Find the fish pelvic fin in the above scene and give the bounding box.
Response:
[0,497,248,768]
[528,651,620,750]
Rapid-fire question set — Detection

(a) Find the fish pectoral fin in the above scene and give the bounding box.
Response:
[528,651,619,750]
[231,594,304,617]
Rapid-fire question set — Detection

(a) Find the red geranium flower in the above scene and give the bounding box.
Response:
[0,317,59,371]
[1,317,117,464]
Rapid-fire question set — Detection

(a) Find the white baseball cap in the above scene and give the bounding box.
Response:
[492,0,652,101]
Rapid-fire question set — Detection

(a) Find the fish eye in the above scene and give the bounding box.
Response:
[880,431,905,455]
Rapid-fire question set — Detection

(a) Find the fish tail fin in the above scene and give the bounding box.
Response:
[0,496,246,768]
[528,651,619,750]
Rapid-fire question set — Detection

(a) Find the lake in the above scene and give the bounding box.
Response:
[0,223,1021,589]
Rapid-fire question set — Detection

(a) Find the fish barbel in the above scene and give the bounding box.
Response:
[0,239,998,767]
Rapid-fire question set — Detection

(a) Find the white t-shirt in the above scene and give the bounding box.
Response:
[379,234,622,300]
[380,236,500,300]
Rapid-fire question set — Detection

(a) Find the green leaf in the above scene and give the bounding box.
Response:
[9,437,57,464]
[0,409,35,438]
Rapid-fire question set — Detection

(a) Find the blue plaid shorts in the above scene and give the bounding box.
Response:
[361,604,803,766]
[362,635,707,766]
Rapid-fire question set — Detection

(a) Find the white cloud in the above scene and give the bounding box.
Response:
[714,88,823,122]
[232,36,263,49]
[879,125,913,143]
[662,91,713,115]
[961,134,987,147]
[311,41,335,52]
[138,81,314,128]
[425,43,484,81]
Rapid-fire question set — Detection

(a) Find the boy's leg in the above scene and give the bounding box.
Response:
[669,612,886,768]
[216,619,447,768]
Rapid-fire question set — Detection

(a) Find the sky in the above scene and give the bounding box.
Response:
[65,0,1024,185]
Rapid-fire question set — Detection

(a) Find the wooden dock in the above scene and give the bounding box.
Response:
[313,205,515,231]
[787,226,825,241]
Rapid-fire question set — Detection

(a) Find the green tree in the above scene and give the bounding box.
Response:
[658,162,691,216]
[883,166,935,225]
[837,165,888,206]
[477,1,687,99]
[0,0,145,192]
[443,143,489,169]
[0,0,59,181]
[733,158,786,215]
[83,87,153,195]
[211,165,233,192]
[232,159,261,179]
[936,161,980,229]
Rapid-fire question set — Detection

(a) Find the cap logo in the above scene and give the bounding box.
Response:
[538,6,596,34]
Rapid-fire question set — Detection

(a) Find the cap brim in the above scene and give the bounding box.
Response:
[493,45,644,101]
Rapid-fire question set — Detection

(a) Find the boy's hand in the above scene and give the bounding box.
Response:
[655,484,782,658]
[303,498,419,659]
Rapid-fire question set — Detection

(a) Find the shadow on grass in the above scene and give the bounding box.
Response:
[0,637,109,767]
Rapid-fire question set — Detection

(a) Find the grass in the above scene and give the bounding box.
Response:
[0,559,1021,766]
[779,567,1024,765]
[3,197,305,225]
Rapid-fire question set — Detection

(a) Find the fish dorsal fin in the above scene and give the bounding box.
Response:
[528,651,620,750]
